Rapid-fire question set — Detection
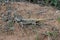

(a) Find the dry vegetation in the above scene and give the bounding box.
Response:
[0,2,60,40]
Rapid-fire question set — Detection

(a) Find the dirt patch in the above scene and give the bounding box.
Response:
[0,2,60,40]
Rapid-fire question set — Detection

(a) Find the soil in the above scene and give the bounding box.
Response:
[0,2,60,40]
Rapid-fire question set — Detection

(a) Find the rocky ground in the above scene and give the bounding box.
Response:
[0,2,60,40]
